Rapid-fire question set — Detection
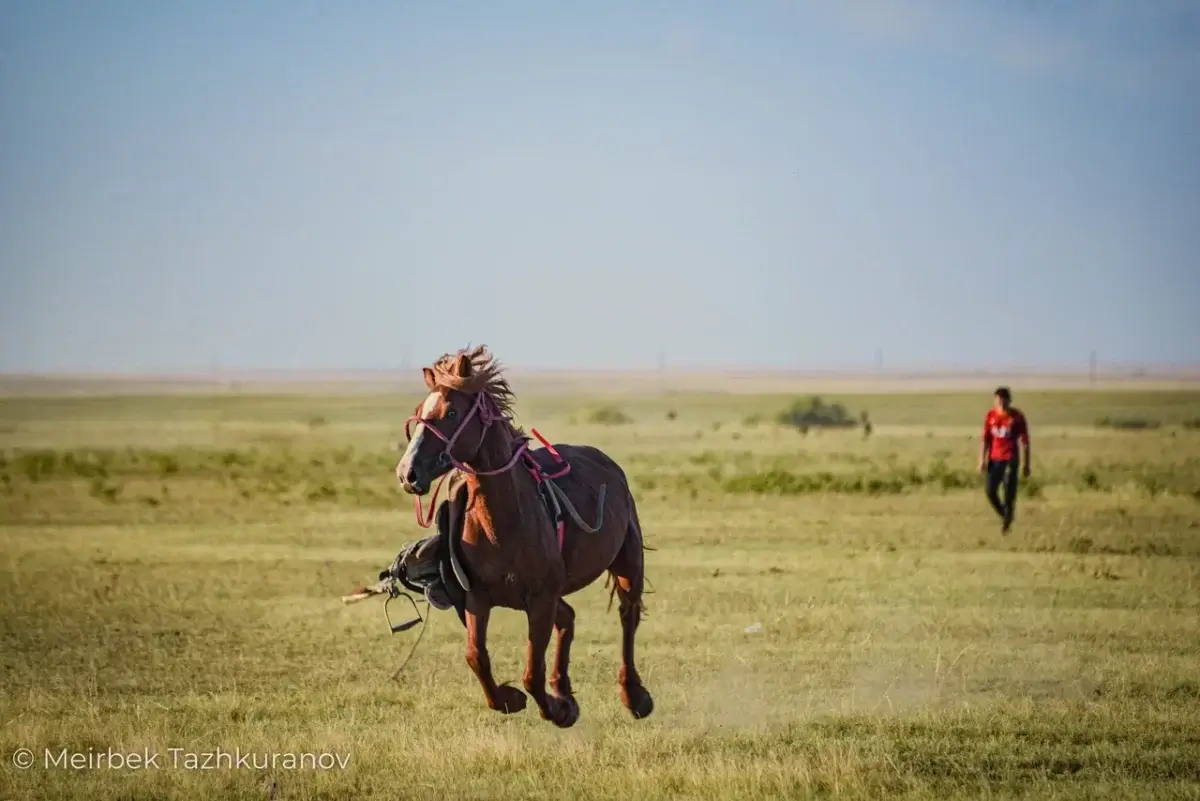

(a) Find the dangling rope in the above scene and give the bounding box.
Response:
[344,578,434,682]
[389,606,431,682]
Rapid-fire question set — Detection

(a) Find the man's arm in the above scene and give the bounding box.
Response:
[1019,413,1031,475]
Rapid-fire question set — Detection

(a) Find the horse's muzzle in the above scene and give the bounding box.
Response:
[396,462,426,495]
[397,451,452,496]
[398,473,429,496]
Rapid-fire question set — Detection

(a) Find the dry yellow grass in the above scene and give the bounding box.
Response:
[2,386,1199,799]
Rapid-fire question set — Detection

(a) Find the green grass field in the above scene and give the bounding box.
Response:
[3,384,1200,800]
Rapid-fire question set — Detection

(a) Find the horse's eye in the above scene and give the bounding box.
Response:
[446,408,457,420]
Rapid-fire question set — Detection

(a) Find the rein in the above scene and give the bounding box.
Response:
[405,391,531,529]
[404,393,587,550]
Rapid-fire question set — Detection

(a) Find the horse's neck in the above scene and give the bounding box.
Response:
[464,428,535,545]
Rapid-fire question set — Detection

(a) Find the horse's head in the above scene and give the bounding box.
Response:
[396,347,515,495]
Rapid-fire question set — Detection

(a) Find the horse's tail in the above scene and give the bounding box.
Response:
[606,486,652,618]
[627,483,654,551]
[604,570,648,618]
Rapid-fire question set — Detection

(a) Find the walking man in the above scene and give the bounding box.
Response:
[979,386,1031,533]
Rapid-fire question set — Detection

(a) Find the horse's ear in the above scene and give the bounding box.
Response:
[454,351,472,378]
[422,367,436,390]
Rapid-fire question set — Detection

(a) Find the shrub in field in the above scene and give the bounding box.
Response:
[306,481,338,501]
[775,396,860,432]
[1182,418,1200,430]
[16,449,114,481]
[1068,537,1094,554]
[153,453,180,475]
[924,458,976,490]
[582,405,632,425]
[88,478,122,503]
[721,462,979,496]
[1079,469,1104,491]
[1096,416,1161,430]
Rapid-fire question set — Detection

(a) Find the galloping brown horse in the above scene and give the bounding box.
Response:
[395,346,653,728]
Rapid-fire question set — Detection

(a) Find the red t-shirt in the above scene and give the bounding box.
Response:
[983,407,1029,462]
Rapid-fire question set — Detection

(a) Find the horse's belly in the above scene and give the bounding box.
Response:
[561,522,627,595]
[563,566,611,596]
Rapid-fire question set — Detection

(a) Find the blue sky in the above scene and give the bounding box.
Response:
[1,0,1197,372]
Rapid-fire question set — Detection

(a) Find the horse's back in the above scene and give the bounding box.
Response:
[551,443,629,487]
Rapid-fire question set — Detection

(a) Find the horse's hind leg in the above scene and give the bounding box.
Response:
[609,517,654,720]
[551,599,576,700]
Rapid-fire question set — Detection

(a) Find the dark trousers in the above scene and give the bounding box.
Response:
[985,458,1019,523]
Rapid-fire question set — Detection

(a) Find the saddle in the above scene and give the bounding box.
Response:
[526,445,571,480]
[383,442,587,626]
[524,444,576,548]
[384,484,471,628]
[435,487,472,625]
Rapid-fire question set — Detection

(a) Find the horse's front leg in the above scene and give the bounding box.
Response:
[550,599,576,701]
[465,593,526,714]
[524,594,579,728]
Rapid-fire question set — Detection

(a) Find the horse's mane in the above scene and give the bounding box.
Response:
[428,345,524,437]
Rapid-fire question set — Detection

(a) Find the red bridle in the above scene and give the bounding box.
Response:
[401,391,530,528]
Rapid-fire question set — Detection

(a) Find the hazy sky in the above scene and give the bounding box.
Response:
[1,1,1197,373]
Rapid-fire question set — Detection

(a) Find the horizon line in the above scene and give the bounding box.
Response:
[2,362,1199,382]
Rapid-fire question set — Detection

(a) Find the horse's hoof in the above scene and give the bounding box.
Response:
[494,684,527,714]
[632,693,654,720]
[546,694,580,729]
[622,686,654,720]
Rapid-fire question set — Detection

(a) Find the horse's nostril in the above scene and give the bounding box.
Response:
[405,467,419,486]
